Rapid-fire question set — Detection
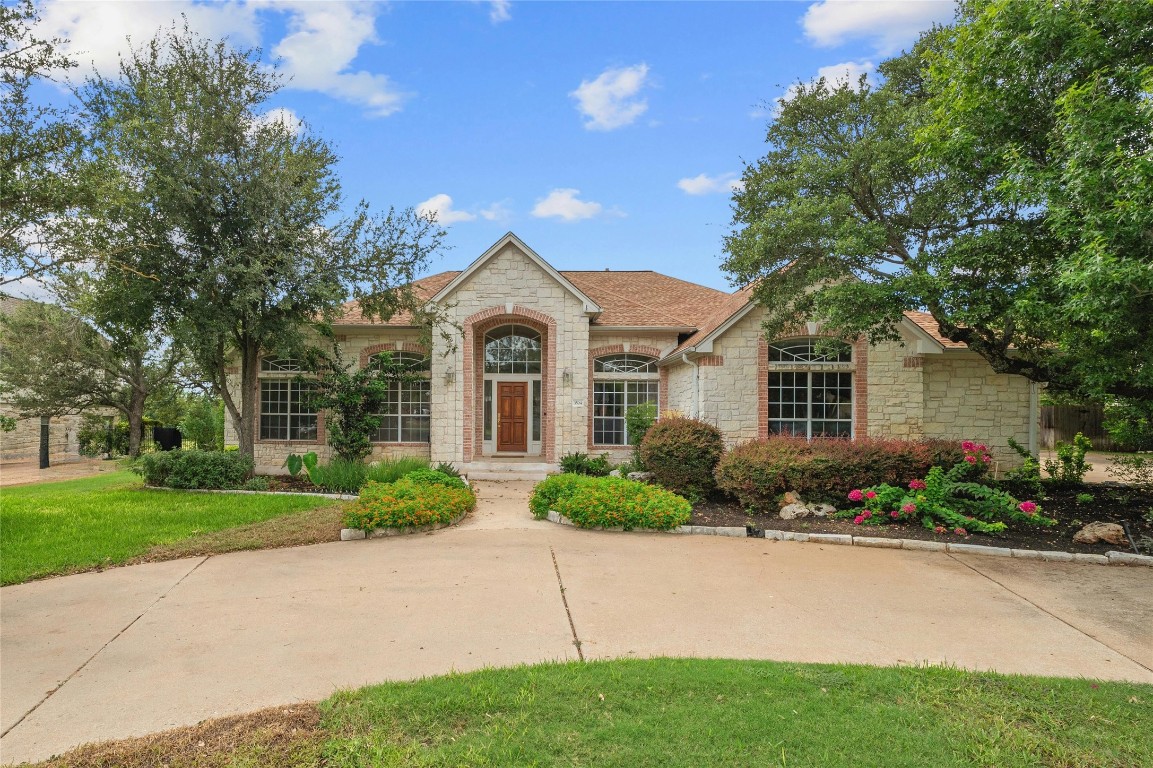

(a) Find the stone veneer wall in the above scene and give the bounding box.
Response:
[694,308,764,444]
[0,409,83,462]
[864,339,925,440]
[921,353,1033,468]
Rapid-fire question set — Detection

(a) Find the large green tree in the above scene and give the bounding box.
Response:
[0,0,94,285]
[78,26,446,460]
[724,0,1152,401]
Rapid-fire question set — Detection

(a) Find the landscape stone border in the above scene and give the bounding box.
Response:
[542,511,1153,567]
[144,485,357,501]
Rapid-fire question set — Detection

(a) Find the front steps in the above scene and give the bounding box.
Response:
[462,460,556,482]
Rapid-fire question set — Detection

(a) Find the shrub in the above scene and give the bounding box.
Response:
[638,417,725,502]
[242,476,271,492]
[529,474,690,530]
[344,477,476,531]
[995,437,1044,500]
[714,437,966,510]
[433,462,461,478]
[1043,432,1092,487]
[308,458,367,494]
[837,444,1054,535]
[529,474,591,519]
[364,456,431,485]
[404,467,468,489]
[1103,399,1153,451]
[134,450,254,489]
[559,452,614,477]
[625,402,658,449]
[179,396,224,450]
[78,415,130,457]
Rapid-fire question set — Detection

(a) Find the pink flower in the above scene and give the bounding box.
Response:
[954,527,967,535]
[961,440,976,451]
[933,525,946,534]
[909,480,927,491]
[975,444,987,453]
[901,503,917,513]
[890,510,900,519]
[848,489,864,502]
[853,515,865,525]
[982,454,992,463]
[862,510,873,519]
[865,490,877,499]
[964,455,977,464]
[1018,501,1037,514]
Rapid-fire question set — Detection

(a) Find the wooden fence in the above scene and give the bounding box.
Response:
[1040,404,1118,451]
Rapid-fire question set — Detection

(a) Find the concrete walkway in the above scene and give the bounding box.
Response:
[0,458,118,488]
[2,479,1151,764]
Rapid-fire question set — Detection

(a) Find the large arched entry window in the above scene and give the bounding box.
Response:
[483,325,543,454]
[767,338,853,438]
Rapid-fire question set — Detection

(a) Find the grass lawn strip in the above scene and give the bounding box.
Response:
[0,472,340,585]
[24,659,1152,768]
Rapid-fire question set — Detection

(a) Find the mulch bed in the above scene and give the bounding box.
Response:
[257,475,329,493]
[692,483,1152,556]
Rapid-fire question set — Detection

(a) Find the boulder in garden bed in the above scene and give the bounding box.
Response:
[1072,521,1127,546]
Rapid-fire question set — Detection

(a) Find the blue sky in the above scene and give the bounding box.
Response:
[26,0,955,294]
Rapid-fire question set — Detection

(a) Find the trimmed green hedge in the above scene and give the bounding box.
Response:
[133,450,254,489]
[530,474,691,531]
[714,437,966,510]
[344,477,476,531]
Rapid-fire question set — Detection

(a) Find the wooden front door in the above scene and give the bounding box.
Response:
[497,382,528,452]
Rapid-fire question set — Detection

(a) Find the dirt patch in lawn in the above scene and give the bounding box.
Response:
[693,483,1152,555]
[130,505,345,564]
[26,704,324,768]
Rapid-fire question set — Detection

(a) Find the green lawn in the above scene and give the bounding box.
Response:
[35,659,1151,767]
[0,471,338,585]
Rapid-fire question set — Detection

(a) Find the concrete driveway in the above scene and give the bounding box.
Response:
[2,480,1151,764]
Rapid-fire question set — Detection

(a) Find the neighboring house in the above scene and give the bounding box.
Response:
[225,233,1038,474]
[0,294,84,463]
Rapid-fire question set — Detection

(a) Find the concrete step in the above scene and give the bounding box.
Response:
[462,461,556,482]
[466,471,550,482]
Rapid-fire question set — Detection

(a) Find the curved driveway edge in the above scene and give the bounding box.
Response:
[2,480,1151,764]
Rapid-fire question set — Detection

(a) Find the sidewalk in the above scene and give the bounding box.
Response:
[0,457,118,488]
[2,479,1151,764]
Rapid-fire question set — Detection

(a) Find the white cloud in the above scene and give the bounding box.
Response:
[479,202,512,223]
[272,2,405,117]
[36,0,406,117]
[37,0,260,79]
[677,173,744,196]
[531,189,603,222]
[801,0,955,56]
[417,194,477,225]
[489,0,512,23]
[258,106,302,135]
[570,64,650,131]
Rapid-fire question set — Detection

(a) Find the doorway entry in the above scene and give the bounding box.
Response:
[496,382,528,452]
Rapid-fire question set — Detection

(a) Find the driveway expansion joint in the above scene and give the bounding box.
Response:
[0,555,212,740]
[549,547,584,662]
[948,553,1153,676]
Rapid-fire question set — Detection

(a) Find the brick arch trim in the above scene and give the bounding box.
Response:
[462,305,558,463]
[358,342,430,369]
[588,344,663,360]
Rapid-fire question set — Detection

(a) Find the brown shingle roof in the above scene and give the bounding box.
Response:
[334,269,728,328]
[903,310,967,348]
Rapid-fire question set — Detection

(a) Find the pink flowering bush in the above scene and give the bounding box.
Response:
[836,441,1055,535]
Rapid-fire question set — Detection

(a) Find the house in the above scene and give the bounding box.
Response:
[226,233,1039,475]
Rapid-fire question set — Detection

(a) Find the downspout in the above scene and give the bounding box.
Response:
[682,353,700,419]
[1028,381,1040,458]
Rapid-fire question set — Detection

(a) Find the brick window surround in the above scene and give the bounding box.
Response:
[587,344,663,450]
[757,337,869,439]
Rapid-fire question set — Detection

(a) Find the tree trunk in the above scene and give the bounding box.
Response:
[235,341,259,461]
[125,388,148,457]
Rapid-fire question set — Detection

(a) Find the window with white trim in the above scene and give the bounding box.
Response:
[767,339,853,438]
[259,357,317,441]
[593,353,659,445]
[371,351,431,443]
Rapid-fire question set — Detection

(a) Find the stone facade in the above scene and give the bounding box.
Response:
[0,409,84,463]
[223,233,1038,473]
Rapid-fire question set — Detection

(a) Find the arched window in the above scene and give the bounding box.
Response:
[371,351,431,443]
[258,357,317,441]
[767,338,853,438]
[484,325,542,374]
[593,353,659,446]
